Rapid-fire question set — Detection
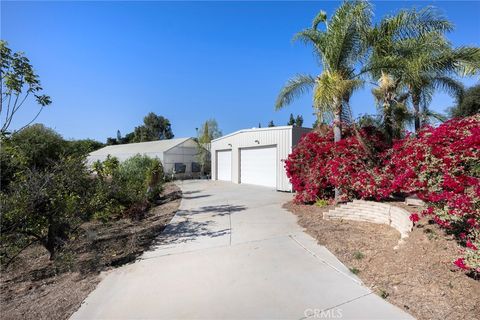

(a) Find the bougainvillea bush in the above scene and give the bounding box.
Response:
[286,115,480,276]
[385,115,480,276]
[285,125,390,203]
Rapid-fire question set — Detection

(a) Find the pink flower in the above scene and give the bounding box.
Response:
[454,258,468,270]
[466,240,478,251]
[409,213,420,223]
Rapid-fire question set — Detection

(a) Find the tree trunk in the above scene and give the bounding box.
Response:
[333,99,342,201]
[383,97,393,145]
[412,93,421,132]
[46,224,56,261]
[333,100,342,143]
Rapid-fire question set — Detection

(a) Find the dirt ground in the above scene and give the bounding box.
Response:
[0,183,181,320]
[284,201,480,320]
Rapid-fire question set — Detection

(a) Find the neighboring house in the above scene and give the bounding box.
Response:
[87,137,200,178]
[210,126,311,191]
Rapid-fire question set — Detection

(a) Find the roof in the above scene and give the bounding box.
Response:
[89,137,193,157]
[211,126,311,142]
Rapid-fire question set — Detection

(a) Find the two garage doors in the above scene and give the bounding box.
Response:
[216,146,277,188]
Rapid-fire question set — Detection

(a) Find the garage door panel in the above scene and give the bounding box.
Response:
[216,150,232,181]
[240,147,276,188]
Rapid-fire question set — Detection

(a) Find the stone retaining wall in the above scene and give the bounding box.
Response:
[323,200,413,239]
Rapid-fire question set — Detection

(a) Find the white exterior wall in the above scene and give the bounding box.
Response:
[210,126,311,191]
[163,139,199,177]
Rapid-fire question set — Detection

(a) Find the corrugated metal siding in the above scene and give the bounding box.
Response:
[211,126,312,191]
[211,126,301,191]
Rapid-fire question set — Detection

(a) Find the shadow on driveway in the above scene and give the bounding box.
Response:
[177,204,247,217]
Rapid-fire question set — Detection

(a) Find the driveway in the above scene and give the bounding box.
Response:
[72,180,412,320]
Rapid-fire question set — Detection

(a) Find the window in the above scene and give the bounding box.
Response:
[174,163,186,173]
[192,162,201,173]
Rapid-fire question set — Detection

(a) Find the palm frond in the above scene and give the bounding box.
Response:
[312,10,327,30]
[431,76,465,102]
[275,74,316,110]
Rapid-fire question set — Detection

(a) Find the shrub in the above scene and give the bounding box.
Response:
[9,124,67,170]
[1,156,91,261]
[113,155,163,206]
[385,115,480,275]
[286,115,479,276]
[285,125,389,203]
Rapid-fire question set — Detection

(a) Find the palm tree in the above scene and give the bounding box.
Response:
[371,72,410,141]
[275,1,372,143]
[366,7,480,132]
[396,32,479,130]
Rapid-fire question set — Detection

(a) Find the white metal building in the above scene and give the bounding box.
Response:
[87,138,200,178]
[211,126,311,191]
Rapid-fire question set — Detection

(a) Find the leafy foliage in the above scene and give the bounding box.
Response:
[1,156,91,262]
[132,112,174,142]
[1,125,165,263]
[286,115,480,275]
[276,1,372,142]
[196,119,222,175]
[1,124,66,191]
[448,83,480,118]
[0,41,52,136]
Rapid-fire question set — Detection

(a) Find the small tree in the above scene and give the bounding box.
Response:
[448,84,480,118]
[1,156,91,261]
[268,120,275,127]
[132,112,174,142]
[196,119,222,175]
[287,113,295,125]
[295,115,304,127]
[0,41,52,136]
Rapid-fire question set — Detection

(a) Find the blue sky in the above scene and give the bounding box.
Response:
[2,1,479,141]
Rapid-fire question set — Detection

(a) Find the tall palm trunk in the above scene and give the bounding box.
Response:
[412,92,421,132]
[333,97,342,143]
[383,96,394,144]
[333,97,342,200]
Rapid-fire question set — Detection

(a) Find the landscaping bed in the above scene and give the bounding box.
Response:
[284,201,480,320]
[0,183,181,320]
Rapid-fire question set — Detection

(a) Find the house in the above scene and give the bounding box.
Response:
[210,126,311,191]
[87,138,200,178]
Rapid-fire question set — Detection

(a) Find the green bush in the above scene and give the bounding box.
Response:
[9,124,67,169]
[1,156,91,261]
[89,155,164,222]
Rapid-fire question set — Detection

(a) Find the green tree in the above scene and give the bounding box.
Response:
[287,113,295,125]
[448,83,480,118]
[275,1,371,143]
[366,8,480,132]
[371,72,410,141]
[295,115,304,127]
[198,119,222,141]
[9,124,66,170]
[1,156,91,261]
[196,119,222,175]
[0,41,52,136]
[268,120,275,127]
[106,137,118,145]
[132,112,174,142]
[66,139,104,157]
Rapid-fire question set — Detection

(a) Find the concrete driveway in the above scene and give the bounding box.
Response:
[72,180,413,320]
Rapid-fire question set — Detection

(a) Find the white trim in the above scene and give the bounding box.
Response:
[213,126,312,142]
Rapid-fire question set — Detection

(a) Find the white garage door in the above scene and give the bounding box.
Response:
[216,150,232,181]
[240,146,277,188]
